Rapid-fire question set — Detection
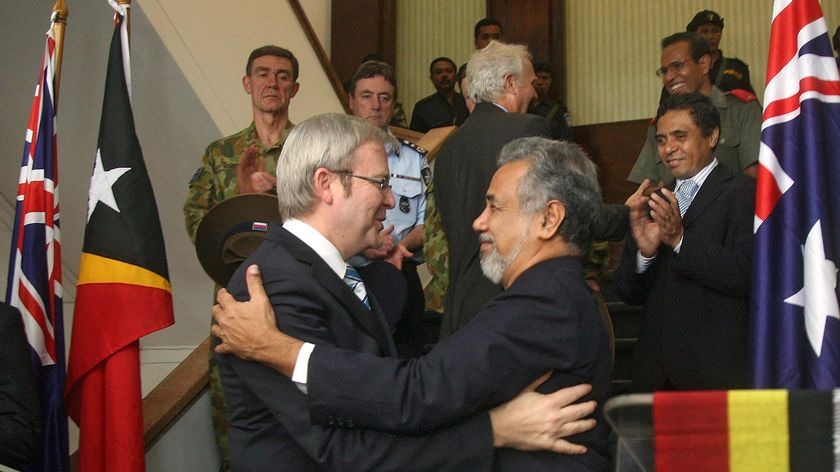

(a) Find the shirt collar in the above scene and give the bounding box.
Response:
[676,158,718,191]
[282,218,346,278]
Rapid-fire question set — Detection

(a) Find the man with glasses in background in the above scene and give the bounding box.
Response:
[627,32,760,186]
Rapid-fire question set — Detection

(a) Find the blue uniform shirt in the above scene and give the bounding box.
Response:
[351,137,429,265]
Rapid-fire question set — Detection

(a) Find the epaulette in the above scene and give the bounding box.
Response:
[398,137,427,155]
[727,89,757,103]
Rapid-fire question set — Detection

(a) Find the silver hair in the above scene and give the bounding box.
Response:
[466,41,531,104]
[497,137,602,254]
[275,113,396,220]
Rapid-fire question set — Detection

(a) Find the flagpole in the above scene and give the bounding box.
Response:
[51,0,68,113]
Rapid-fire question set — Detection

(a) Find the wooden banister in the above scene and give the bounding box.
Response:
[142,336,211,449]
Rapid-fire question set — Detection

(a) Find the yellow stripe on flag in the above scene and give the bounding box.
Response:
[77,252,172,292]
[728,390,789,472]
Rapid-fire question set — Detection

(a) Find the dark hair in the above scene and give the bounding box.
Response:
[348,61,397,97]
[474,17,503,39]
[457,63,468,83]
[429,57,457,74]
[660,32,711,62]
[656,92,720,137]
[246,45,299,80]
[533,61,552,74]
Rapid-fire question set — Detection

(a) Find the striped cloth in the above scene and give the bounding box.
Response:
[653,390,837,471]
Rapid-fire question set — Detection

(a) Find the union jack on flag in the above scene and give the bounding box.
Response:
[751,0,840,389]
[5,23,70,472]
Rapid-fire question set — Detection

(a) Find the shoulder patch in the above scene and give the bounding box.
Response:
[727,89,757,103]
[398,137,427,155]
[421,166,432,186]
[189,167,204,183]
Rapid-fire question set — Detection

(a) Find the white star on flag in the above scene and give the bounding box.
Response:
[784,220,840,356]
[87,148,130,221]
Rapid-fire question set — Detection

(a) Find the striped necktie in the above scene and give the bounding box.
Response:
[343,265,370,309]
[676,180,699,217]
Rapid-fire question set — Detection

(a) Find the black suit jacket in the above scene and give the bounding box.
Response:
[434,102,552,337]
[614,164,755,391]
[216,225,493,472]
[0,303,41,470]
[306,257,613,471]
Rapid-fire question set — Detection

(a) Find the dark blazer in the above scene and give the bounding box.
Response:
[306,257,613,472]
[434,102,552,337]
[216,224,493,472]
[614,164,755,391]
[0,303,41,470]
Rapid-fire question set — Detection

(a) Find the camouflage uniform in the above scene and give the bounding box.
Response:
[422,180,449,312]
[184,121,291,472]
[183,122,292,241]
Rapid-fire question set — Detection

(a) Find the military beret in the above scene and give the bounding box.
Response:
[687,10,724,31]
[195,193,280,286]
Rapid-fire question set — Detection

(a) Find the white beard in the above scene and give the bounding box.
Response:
[479,229,528,284]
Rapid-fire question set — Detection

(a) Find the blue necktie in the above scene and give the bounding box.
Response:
[343,265,370,309]
[676,180,699,217]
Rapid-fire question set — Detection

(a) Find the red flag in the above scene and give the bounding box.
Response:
[65,9,174,471]
[5,20,69,472]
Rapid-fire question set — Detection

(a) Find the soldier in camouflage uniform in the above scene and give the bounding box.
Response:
[183,45,300,471]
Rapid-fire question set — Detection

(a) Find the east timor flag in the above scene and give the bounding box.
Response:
[654,390,837,472]
[65,10,174,472]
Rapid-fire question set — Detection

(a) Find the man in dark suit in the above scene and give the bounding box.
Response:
[214,136,612,471]
[215,114,599,471]
[614,93,755,391]
[434,40,553,337]
[0,302,41,470]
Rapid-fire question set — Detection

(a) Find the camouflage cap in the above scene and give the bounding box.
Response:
[195,193,280,286]
[687,10,724,31]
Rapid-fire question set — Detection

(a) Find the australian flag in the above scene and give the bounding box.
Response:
[751,0,840,388]
[5,24,70,472]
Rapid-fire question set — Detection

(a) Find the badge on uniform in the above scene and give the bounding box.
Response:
[421,167,432,186]
[399,195,411,213]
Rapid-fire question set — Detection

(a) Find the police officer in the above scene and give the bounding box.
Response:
[346,60,431,357]
[629,32,760,185]
[182,45,300,471]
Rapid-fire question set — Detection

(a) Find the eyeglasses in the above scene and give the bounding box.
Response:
[655,59,691,78]
[337,172,391,191]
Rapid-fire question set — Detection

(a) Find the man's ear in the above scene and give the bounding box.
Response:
[537,200,565,239]
[698,54,712,75]
[312,168,335,204]
[708,126,721,149]
[242,75,252,94]
[503,73,517,94]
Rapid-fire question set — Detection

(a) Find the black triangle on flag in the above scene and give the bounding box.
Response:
[83,12,169,279]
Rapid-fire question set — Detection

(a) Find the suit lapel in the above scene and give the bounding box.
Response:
[681,165,731,227]
[274,227,395,355]
[312,262,396,355]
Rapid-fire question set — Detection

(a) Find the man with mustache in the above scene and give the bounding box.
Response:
[214,136,613,471]
[616,93,755,391]
[627,32,760,186]
[410,56,470,132]
[215,115,602,471]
